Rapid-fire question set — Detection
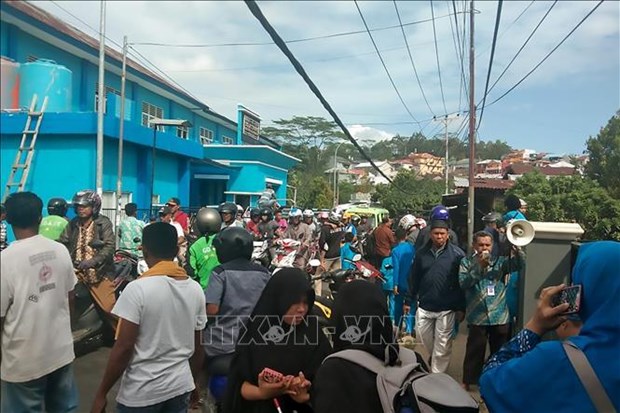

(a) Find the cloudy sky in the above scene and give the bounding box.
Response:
[36,1,619,154]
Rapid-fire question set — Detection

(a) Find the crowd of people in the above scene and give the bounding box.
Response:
[1,188,618,413]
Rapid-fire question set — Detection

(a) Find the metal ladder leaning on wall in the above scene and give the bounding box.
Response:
[2,94,49,202]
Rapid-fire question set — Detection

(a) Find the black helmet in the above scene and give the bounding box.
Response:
[72,190,102,216]
[195,207,221,235]
[259,207,273,220]
[219,202,237,215]
[482,212,503,226]
[48,197,68,217]
[250,207,261,218]
[213,226,253,263]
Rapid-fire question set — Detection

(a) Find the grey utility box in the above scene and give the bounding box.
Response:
[516,222,584,331]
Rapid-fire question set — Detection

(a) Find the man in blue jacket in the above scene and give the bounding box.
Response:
[405,220,465,373]
[392,227,415,337]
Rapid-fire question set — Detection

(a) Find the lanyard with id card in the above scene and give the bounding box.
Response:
[486,280,496,297]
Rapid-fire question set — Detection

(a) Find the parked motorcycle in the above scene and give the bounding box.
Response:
[270,238,301,272]
[251,239,270,268]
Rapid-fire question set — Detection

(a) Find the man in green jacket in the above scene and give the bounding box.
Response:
[186,208,222,289]
[39,197,69,241]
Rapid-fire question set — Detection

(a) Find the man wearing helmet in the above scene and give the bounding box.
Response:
[203,227,271,386]
[302,209,317,235]
[186,208,222,289]
[39,197,69,241]
[284,208,313,268]
[257,207,279,240]
[415,205,459,250]
[59,190,116,286]
[246,208,262,238]
[399,214,420,246]
[219,202,244,230]
[317,211,345,296]
[345,214,361,238]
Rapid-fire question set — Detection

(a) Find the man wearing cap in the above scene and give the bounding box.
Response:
[166,197,189,236]
[405,219,466,373]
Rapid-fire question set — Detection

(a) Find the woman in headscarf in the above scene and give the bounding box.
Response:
[223,268,331,413]
[480,241,620,412]
[312,280,412,413]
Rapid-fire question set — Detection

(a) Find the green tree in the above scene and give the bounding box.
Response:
[585,111,620,199]
[293,174,334,209]
[477,139,513,160]
[508,171,620,241]
[373,171,445,216]
[338,181,356,204]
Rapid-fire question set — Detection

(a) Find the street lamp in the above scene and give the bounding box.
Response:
[147,118,192,213]
[333,142,345,207]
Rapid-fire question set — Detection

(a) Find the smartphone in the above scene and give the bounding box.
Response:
[550,285,582,314]
[261,367,284,384]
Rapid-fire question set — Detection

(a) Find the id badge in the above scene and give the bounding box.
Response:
[487,283,496,297]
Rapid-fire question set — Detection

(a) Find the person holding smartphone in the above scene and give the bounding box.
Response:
[479,241,620,412]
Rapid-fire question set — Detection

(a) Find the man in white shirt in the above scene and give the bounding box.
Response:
[0,192,78,412]
[92,222,207,412]
[159,205,187,266]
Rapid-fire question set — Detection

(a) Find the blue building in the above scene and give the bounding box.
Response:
[0,1,298,219]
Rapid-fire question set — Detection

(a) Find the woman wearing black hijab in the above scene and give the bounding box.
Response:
[223,268,331,413]
[312,280,409,413]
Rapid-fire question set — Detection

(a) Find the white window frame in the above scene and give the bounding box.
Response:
[176,125,190,139]
[141,101,165,132]
[222,136,234,145]
[199,127,214,145]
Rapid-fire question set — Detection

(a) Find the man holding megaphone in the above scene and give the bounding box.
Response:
[458,231,525,391]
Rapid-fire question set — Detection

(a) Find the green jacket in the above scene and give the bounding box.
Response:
[186,234,220,289]
[39,215,69,241]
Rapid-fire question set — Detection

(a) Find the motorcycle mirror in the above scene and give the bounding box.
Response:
[89,240,105,249]
[309,259,321,267]
[352,254,362,262]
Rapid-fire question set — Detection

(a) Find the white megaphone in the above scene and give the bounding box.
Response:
[505,219,535,247]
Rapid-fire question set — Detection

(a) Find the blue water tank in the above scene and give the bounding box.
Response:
[19,59,72,112]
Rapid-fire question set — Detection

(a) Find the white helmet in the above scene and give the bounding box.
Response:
[399,214,416,231]
[236,204,244,213]
[328,210,342,224]
[302,209,314,218]
[289,207,303,218]
[415,218,427,229]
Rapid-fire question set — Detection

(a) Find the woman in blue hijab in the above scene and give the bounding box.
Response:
[479,241,620,412]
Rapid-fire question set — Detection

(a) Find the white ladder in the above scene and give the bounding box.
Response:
[3,94,48,202]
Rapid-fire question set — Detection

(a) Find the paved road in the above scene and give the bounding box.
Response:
[74,323,486,413]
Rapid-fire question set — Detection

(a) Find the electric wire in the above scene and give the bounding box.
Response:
[484,0,605,109]
[476,0,503,132]
[393,0,435,117]
[430,0,449,115]
[132,11,466,48]
[485,1,557,98]
[475,0,535,59]
[243,0,399,187]
[354,1,422,127]
[452,0,469,110]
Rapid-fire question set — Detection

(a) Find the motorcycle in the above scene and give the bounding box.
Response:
[251,239,270,268]
[270,238,301,273]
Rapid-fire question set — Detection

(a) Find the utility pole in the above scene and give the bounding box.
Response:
[467,0,476,251]
[115,35,128,244]
[433,113,460,194]
[95,0,106,196]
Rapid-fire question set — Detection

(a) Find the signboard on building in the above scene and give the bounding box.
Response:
[237,104,261,143]
[243,114,260,140]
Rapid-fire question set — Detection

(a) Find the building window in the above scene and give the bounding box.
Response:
[200,127,214,145]
[94,83,121,113]
[222,136,234,145]
[141,101,164,131]
[176,125,189,139]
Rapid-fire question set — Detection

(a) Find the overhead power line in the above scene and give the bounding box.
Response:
[393,0,435,117]
[132,11,466,48]
[475,0,535,59]
[485,0,605,109]
[243,0,399,187]
[485,0,557,98]
[476,0,503,132]
[430,0,449,115]
[354,0,421,127]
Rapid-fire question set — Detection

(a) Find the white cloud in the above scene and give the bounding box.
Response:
[347,125,394,143]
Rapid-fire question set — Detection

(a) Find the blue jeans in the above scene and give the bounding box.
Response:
[394,293,414,334]
[1,363,78,413]
[117,392,191,413]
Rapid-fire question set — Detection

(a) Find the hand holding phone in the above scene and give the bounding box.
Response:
[550,285,581,315]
